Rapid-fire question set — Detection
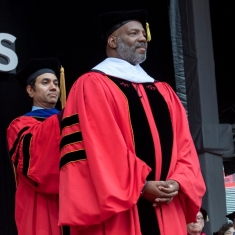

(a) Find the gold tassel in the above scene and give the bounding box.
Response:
[60,66,66,109]
[146,22,151,42]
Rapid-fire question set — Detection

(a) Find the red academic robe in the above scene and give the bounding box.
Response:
[59,72,206,235]
[7,113,63,235]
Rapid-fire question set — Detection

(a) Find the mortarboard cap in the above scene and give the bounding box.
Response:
[99,9,151,42]
[226,211,235,222]
[200,207,209,222]
[15,57,66,109]
[15,58,61,88]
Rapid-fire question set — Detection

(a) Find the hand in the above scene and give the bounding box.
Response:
[142,180,178,204]
[157,179,179,193]
[153,180,179,206]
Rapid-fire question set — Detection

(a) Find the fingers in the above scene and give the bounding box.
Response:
[159,181,170,187]
[153,197,173,207]
[149,189,177,206]
[159,189,178,198]
[156,185,178,198]
[158,184,175,193]
[155,197,174,203]
[166,179,180,191]
[153,202,160,207]
[142,180,179,204]
[158,180,179,193]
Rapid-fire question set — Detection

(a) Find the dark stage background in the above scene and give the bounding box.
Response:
[210,0,235,124]
[0,0,234,234]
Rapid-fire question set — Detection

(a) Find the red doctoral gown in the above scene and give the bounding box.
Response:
[7,111,66,235]
[59,72,206,235]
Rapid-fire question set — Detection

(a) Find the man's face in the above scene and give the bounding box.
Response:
[113,21,147,65]
[27,73,60,109]
[225,227,235,235]
[187,212,205,234]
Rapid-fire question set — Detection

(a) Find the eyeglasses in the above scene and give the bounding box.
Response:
[196,217,204,221]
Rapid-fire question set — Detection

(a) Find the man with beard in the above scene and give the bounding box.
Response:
[58,9,206,235]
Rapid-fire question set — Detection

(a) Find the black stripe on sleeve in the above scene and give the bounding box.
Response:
[9,126,30,158]
[144,83,173,181]
[60,150,87,169]
[62,226,70,235]
[14,144,21,168]
[61,114,79,130]
[22,133,33,177]
[60,132,83,150]
[33,117,46,122]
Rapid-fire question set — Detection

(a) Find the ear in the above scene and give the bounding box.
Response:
[107,35,117,49]
[26,85,34,98]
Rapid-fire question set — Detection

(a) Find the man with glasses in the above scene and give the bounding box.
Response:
[187,208,208,235]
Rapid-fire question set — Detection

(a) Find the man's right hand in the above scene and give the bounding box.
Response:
[141,180,178,205]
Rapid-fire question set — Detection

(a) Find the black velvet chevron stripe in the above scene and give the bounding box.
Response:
[22,133,33,177]
[14,144,21,168]
[143,83,173,181]
[61,114,79,130]
[9,126,30,158]
[60,150,87,169]
[62,225,70,235]
[60,132,83,150]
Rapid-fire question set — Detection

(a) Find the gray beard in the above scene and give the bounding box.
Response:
[116,36,147,65]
